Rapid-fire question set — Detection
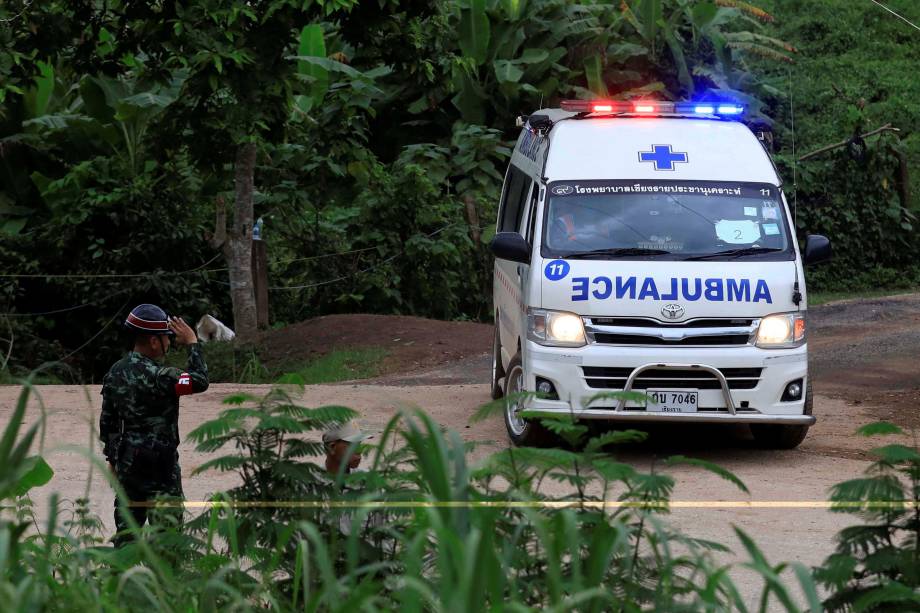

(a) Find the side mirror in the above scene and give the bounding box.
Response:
[804,234,832,266]
[490,232,532,264]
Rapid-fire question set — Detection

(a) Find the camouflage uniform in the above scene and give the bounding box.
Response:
[100,344,208,541]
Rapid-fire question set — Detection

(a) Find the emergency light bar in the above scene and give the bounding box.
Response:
[560,100,745,118]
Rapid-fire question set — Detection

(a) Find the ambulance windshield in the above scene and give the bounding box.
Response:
[543,180,793,261]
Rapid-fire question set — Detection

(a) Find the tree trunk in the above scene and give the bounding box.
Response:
[227,142,258,341]
[463,194,481,244]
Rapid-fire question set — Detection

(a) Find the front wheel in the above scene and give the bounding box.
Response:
[750,381,813,449]
[503,355,551,447]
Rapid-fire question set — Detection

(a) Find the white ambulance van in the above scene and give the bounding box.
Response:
[489,100,831,449]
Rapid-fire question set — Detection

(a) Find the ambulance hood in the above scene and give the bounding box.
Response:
[539,259,798,319]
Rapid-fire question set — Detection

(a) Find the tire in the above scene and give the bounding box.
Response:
[503,355,552,447]
[490,324,505,400]
[751,380,812,450]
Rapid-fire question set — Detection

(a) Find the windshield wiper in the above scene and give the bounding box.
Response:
[560,247,671,259]
[683,247,784,261]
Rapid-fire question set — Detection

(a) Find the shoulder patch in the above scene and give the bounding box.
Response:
[175,372,193,396]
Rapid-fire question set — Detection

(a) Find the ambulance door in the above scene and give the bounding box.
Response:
[518,181,540,343]
[495,165,533,361]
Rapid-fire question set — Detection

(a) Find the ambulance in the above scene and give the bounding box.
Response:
[489,100,831,448]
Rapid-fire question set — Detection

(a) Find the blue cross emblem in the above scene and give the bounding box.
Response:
[638,145,688,171]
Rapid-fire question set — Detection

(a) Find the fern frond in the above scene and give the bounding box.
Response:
[192,455,249,475]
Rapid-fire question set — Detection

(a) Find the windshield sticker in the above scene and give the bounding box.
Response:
[762,207,778,220]
[744,206,757,216]
[715,219,761,244]
[763,223,780,236]
[570,276,772,303]
[544,259,570,281]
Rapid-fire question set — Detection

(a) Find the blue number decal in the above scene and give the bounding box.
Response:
[544,259,570,281]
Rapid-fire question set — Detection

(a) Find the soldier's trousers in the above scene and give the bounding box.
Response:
[113,454,184,546]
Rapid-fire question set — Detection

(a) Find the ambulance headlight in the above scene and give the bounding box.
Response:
[528,309,586,347]
[755,312,805,348]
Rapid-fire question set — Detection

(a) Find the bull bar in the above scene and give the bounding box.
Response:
[531,362,816,426]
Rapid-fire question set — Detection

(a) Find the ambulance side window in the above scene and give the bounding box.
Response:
[498,166,531,233]
[525,185,539,246]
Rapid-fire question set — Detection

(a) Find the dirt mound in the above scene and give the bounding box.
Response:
[258,314,492,376]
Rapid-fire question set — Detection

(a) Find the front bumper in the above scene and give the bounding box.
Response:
[523,341,813,426]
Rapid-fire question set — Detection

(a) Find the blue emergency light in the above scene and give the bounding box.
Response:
[560,100,745,119]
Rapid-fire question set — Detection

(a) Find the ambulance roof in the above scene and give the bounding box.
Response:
[529,110,779,185]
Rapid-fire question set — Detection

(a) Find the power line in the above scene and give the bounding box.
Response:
[0,252,225,279]
[0,253,225,317]
[0,272,159,279]
[267,252,402,291]
[0,246,377,280]
[57,296,134,363]
[265,223,460,291]
[2,223,469,301]
[0,285,136,317]
[270,246,378,267]
[868,0,920,32]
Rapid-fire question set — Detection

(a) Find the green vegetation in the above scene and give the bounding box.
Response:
[807,263,920,305]
[760,0,920,203]
[291,347,387,384]
[817,420,920,611]
[3,379,920,610]
[0,0,916,379]
[165,343,388,384]
[756,0,920,285]
[810,286,920,307]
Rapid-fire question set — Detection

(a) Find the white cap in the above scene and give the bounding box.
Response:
[322,420,368,445]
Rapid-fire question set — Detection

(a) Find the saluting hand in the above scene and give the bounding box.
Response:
[168,316,198,345]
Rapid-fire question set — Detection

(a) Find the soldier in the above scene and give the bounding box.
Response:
[100,304,209,545]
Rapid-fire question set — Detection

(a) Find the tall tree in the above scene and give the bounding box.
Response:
[100,1,356,340]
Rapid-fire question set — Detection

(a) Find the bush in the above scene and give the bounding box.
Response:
[815,421,920,611]
[0,380,827,611]
[788,135,917,290]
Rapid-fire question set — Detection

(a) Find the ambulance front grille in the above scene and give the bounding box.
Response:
[582,367,762,390]
[584,317,758,347]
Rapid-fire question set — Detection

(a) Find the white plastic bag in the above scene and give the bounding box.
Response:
[196,314,236,342]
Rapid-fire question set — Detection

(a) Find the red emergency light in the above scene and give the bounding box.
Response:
[558,99,745,118]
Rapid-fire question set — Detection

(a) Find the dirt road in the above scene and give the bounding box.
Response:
[3,293,919,604]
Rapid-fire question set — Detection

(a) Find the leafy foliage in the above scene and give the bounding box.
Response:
[0,378,836,611]
[1,0,916,376]
[754,0,920,290]
[814,421,920,612]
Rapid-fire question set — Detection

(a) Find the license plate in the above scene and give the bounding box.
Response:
[646,389,698,413]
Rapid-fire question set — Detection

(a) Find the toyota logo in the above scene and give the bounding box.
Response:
[661,304,685,320]
[551,184,574,195]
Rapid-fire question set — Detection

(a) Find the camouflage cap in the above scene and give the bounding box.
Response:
[125,304,175,336]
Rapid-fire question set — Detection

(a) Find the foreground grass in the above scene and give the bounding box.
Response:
[4,377,920,610]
